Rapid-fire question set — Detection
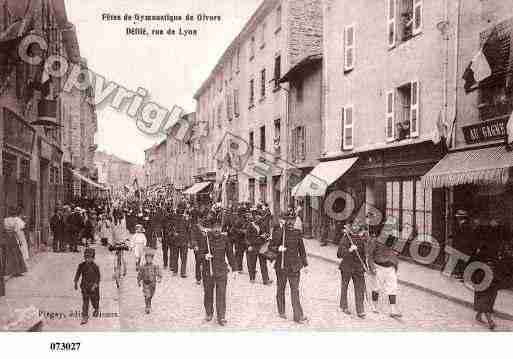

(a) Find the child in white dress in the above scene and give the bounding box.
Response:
[131,224,147,271]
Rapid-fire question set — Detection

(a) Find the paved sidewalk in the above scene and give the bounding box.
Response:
[0,245,121,331]
[304,238,513,320]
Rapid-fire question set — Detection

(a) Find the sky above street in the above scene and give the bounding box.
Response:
[65,0,261,164]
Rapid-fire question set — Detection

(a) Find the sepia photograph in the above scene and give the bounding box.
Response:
[1,0,513,356]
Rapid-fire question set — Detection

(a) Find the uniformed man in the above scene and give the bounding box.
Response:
[246,212,272,285]
[337,221,368,318]
[162,207,175,269]
[191,212,234,326]
[170,203,190,277]
[232,205,248,273]
[270,211,308,324]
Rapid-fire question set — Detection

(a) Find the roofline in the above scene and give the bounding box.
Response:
[193,0,280,100]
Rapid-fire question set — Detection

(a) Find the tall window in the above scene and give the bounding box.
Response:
[385,178,432,237]
[226,93,233,121]
[260,68,266,99]
[275,6,282,32]
[388,0,423,47]
[249,131,254,155]
[274,55,281,90]
[250,36,255,60]
[249,78,255,107]
[386,90,395,141]
[274,119,281,155]
[261,22,266,47]
[344,24,355,72]
[342,106,354,150]
[233,89,240,117]
[260,125,266,152]
[293,126,306,162]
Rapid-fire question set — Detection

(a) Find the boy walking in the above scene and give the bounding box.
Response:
[137,248,162,314]
[74,247,101,325]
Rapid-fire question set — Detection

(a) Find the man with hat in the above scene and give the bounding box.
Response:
[74,247,101,325]
[137,247,162,314]
[192,212,234,326]
[170,202,190,277]
[50,206,66,252]
[269,211,308,324]
[451,209,474,280]
[232,205,249,273]
[246,212,272,285]
[367,216,402,318]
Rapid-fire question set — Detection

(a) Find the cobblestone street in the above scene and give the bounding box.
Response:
[3,222,512,332]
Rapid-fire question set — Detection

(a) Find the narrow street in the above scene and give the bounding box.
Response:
[2,221,512,332]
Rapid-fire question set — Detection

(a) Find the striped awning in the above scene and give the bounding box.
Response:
[183,181,211,195]
[421,146,513,188]
[291,157,358,197]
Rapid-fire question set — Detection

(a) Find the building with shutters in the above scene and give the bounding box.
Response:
[292,0,457,263]
[0,0,98,249]
[193,0,323,212]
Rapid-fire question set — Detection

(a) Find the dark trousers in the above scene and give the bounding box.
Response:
[194,251,202,282]
[171,246,188,276]
[52,234,63,252]
[162,239,172,268]
[203,274,227,320]
[276,269,303,321]
[81,287,100,319]
[247,249,269,282]
[70,232,79,251]
[340,270,366,315]
[234,244,247,272]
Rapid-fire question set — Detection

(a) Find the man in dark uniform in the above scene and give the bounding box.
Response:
[170,203,190,277]
[232,206,248,273]
[50,207,66,252]
[162,207,175,269]
[246,212,272,285]
[270,212,308,324]
[190,208,204,285]
[191,212,234,326]
[337,221,368,318]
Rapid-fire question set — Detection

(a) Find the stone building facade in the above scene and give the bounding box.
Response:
[94,150,143,199]
[192,0,323,211]
[0,0,94,247]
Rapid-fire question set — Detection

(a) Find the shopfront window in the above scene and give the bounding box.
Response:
[386,178,432,237]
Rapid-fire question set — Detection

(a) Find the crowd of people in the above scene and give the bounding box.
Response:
[2,193,513,331]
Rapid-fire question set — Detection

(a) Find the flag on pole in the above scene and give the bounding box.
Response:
[470,50,492,83]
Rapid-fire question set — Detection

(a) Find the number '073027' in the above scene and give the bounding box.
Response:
[49,342,81,351]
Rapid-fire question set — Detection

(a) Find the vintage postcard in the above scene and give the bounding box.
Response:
[1,0,513,356]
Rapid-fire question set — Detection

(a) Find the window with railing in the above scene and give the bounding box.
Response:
[478,21,513,121]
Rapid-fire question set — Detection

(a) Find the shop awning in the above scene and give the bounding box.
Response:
[183,181,211,195]
[291,157,358,197]
[71,170,108,191]
[421,146,513,188]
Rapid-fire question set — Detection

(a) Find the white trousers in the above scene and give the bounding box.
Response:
[370,264,398,296]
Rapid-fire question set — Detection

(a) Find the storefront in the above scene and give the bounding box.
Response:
[422,143,513,255]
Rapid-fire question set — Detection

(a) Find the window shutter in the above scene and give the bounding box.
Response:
[386,90,395,141]
[343,106,354,149]
[387,0,396,48]
[413,0,422,34]
[410,80,420,137]
[341,108,345,151]
[344,25,355,71]
[301,126,306,160]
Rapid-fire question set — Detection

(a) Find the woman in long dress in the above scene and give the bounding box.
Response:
[3,206,28,277]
